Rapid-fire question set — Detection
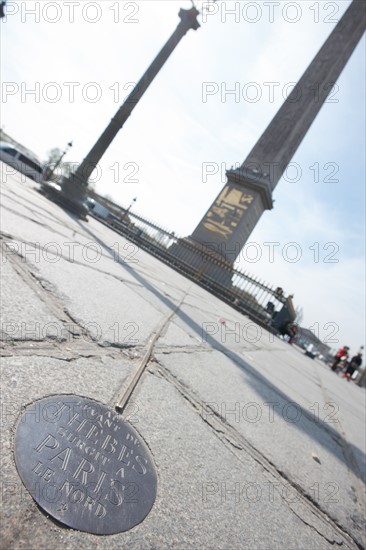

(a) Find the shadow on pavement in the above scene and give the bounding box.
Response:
[68,216,365,486]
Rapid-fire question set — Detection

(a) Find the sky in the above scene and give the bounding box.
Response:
[1,0,365,356]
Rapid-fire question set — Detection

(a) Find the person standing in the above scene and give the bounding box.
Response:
[343,353,363,381]
[331,346,350,371]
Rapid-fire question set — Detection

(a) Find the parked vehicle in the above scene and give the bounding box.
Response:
[86,199,112,219]
[0,141,44,183]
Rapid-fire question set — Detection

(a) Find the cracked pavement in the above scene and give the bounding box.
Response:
[1,166,365,549]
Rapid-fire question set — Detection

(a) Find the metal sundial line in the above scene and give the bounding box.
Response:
[114,287,192,414]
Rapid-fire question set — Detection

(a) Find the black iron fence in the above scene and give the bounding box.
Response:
[87,192,295,329]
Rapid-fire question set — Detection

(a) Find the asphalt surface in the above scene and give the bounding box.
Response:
[1,164,365,549]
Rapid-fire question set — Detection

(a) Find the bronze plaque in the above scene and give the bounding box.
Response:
[14,395,157,534]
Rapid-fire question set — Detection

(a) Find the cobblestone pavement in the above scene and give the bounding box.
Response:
[1,166,365,549]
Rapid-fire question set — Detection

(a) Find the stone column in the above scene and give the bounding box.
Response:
[47,7,200,218]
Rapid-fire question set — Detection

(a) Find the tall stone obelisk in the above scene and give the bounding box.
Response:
[184,0,365,269]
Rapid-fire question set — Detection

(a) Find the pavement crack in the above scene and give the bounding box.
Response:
[155,345,211,355]
[288,507,344,547]
[97,341,140,350]
[49,354,98,362]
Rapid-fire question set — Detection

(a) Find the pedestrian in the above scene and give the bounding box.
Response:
[287,323,298,345]
[279,321,298,344]
[342,353,363,381]
[331,346,349,371]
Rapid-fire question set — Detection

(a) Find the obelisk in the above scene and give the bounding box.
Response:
[185,0,365,269]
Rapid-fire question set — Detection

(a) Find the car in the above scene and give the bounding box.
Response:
[85,197,96,210]
[0,141,45,183]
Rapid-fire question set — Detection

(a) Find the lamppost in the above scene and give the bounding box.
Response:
[49,6,200,219]
[122,197,137,222]
[44,141,73,181]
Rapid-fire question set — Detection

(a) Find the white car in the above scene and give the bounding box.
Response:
[0,141,45,183]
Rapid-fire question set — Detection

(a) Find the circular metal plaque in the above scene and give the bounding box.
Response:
[14,395,157,535]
